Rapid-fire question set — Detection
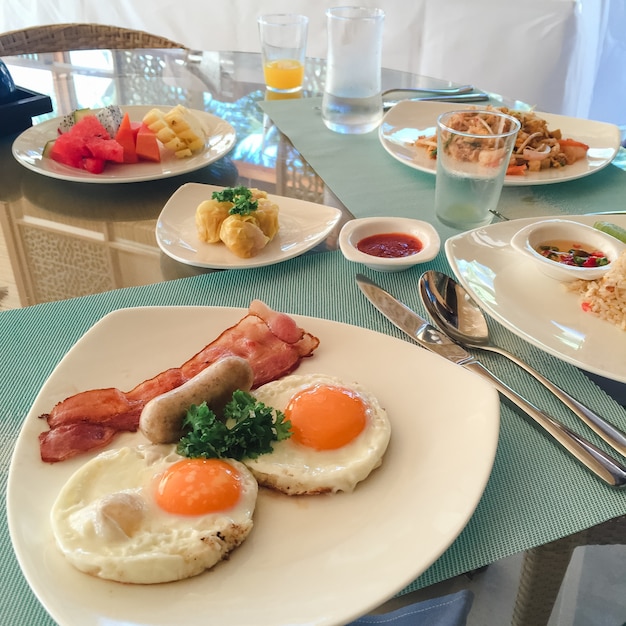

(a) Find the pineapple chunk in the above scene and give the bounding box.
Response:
[141,105,206,158]
[175,147,193,159]
[142,109,167,129]
[162,135,187,151]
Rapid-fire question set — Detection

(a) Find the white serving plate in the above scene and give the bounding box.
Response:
[156,183,343,269]
[12,105,236,183]
[446,214,626,382]
[7,306,499,626]
[379,101,621,186]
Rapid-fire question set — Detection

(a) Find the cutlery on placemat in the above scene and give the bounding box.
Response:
[419,270,626,458]
[355,273,626,487]
[382,85,475,97]
[382,91,490,110]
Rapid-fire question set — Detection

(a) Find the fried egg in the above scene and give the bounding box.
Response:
[51,445,258,584]
[247,374,391,495]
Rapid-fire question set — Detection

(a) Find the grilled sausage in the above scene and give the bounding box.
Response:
[139,356,254,444]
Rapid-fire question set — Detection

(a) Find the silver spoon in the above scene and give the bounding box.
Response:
[419,270,626,457]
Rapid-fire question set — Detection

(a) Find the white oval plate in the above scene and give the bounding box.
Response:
[12,105,236,183]
[7,306,499,626]
[379,101,621,187]
[156,183,343,269]
[445,213,626,382]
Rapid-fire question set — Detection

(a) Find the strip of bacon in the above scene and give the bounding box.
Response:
[39,301,319,462]
[39,423,121,463]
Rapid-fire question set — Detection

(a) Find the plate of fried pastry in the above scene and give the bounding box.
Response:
[156,183,344,269]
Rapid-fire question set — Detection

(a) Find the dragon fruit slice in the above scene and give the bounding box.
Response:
[96,105,124,137]
[57,105,124,136]
[57,113,75,134]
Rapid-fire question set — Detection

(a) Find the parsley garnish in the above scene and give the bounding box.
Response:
[176,390,291,460]
[211,186,258,216]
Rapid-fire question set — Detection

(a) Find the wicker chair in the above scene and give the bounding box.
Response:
[511,514,626,625]
[0,23,186,55]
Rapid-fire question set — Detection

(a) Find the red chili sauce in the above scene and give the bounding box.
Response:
[357,232,423,258]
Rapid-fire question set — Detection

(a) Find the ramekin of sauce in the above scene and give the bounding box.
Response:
[511,218,626,282]
[339,217,440,272]
[356,232,423,258]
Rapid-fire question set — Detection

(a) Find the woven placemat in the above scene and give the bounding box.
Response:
[2,250,625,624]
[258,97,626,230]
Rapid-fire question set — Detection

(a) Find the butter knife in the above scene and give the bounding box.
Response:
[355,273,626,487]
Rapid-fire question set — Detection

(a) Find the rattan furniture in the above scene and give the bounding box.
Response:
[512,515,626,625]
[0,23,185,55]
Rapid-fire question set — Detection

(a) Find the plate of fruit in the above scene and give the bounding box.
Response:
[11,104,236,184]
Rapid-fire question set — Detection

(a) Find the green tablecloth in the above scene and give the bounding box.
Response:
[2,96,626,625]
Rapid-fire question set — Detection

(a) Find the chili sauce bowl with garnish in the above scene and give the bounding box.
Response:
[339,217,441,272]
[510,218,626,282]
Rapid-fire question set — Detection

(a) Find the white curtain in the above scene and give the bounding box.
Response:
[1,0,623,132]
[567,0,626,134]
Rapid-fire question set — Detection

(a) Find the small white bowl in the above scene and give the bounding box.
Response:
[510,219,626,282]
[339,217,441,272]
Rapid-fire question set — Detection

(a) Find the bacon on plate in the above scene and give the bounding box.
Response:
[38,301,319,462]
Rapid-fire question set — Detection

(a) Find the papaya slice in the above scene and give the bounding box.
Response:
[135,123,161,162]
[114,113,138,163]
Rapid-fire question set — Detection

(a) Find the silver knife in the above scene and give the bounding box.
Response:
[355,273,626,487]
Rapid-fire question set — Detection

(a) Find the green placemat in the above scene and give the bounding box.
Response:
[258,97,626,234]
[2,251,626,624]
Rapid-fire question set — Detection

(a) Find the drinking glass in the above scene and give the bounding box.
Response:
[434,109,520,229]
[258,14,308,93]
[321,6,385,134]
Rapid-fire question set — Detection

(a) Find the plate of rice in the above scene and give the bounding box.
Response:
[566,251,626,329]
[445,214,626,383]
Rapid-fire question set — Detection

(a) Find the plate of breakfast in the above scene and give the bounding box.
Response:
[12,104,236,183]
[7,302,499,626]
[379,101,621,186]
[445,213,626,383]
[156,183,344,269]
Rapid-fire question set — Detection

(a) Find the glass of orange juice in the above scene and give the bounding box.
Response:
[258,14,308,93]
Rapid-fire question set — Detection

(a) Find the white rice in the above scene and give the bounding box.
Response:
[567,250,626,330]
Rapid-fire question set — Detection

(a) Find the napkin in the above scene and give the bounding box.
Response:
[349,590,474,625]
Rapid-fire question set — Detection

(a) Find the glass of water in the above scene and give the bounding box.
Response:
[434,109,521,230]
[321,6,385,134]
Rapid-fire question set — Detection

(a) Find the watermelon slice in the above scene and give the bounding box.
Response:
[86,137,124,163]
[49,133,90,169]
[48,114,124,173]
[114,112,139,163]
[135,123,161,162]
[82,157,106,174]
[70,115,111,140]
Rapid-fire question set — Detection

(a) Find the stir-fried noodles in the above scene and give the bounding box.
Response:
[414,106,589,175]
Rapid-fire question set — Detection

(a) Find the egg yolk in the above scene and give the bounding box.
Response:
[286,384,367,450]
[155,458,241,516]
